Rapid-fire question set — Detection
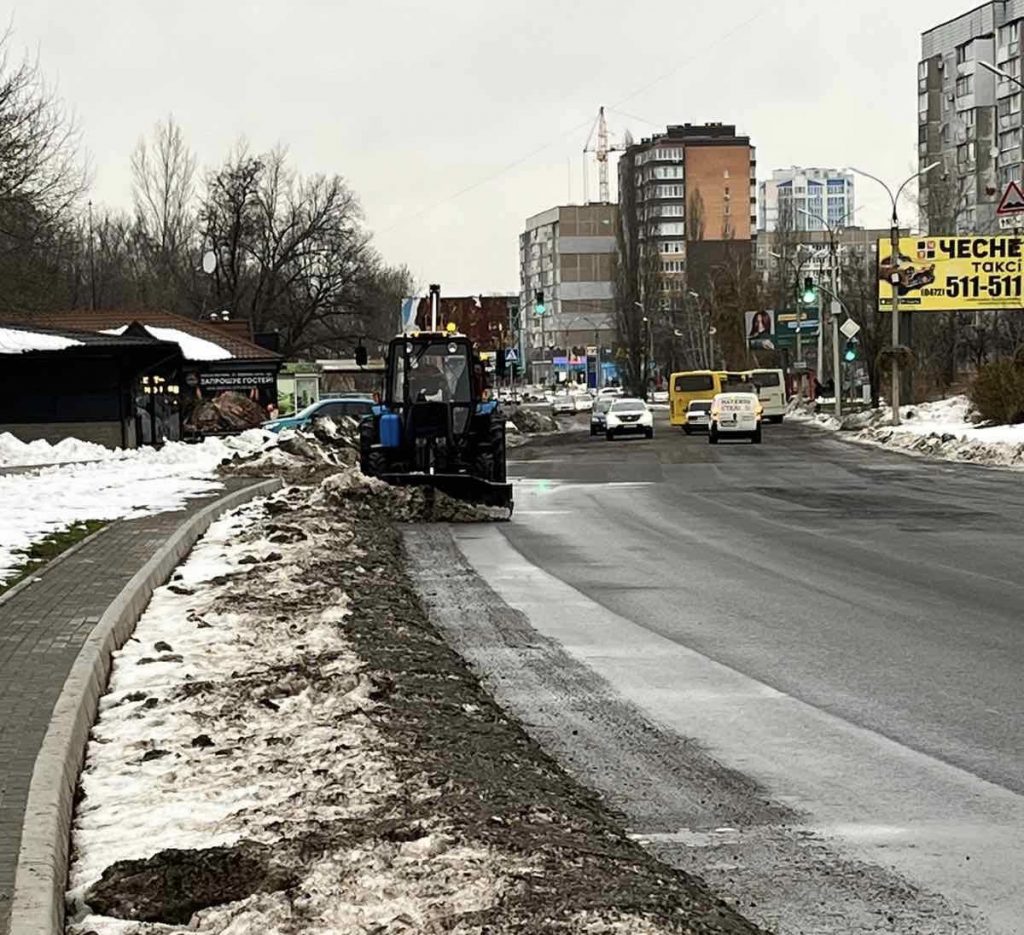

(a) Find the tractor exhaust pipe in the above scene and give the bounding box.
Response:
[429,283,440,332]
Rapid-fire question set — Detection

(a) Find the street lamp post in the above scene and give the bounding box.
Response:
[769,249,812,398]
[796,206,861,418]
[979,60,1024,92]
[851,163,940,426]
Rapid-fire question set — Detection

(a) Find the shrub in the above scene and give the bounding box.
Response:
[969,359,1024,424]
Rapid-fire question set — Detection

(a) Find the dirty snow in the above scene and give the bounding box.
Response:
[790,395,1024,468]
[66,492,519,934]
[0,326,83,354]
[0,432,273,585]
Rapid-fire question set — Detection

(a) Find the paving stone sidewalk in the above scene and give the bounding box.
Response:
[0,478,256,934]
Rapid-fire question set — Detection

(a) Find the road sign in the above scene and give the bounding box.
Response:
[997,180,1024,216]
[840,318,861,340]
[504,347,519,364]
[773,310,820,348]
[999,214,1023,230]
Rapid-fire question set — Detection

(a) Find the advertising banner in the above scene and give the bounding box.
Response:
[745,310,775,349]
[877,236,1024,311]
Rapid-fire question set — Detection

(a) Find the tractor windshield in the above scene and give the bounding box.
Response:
[392,340,472,404]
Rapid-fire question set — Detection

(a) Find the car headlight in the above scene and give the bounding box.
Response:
[640,412,653,424]
[606,414,620,426]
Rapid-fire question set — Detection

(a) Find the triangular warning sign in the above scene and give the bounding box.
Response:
[504,347,519,363]
[997,180,1024,214]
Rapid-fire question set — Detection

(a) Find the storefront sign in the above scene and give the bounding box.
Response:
[199,371,276,389]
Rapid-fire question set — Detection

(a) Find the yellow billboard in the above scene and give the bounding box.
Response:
[877,236,1024,311]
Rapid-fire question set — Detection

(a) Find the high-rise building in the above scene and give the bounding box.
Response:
[616,123,756,370]
[758,167,855,232]
[919,3,1024,233]
[519,203,618,384]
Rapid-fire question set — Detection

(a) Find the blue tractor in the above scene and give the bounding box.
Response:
[359,331,512,513]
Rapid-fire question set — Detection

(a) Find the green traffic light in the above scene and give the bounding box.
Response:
[801,288,817,305]
[844,348,856,362]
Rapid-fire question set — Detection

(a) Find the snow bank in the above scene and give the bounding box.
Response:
[0,432,273,585]
[0,428,272,468]
[790,395,1024,467]
[66,492,516,933]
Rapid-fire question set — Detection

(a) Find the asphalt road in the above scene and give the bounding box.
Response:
[417,415,1024,933]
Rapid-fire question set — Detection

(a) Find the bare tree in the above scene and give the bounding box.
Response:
[0,29,88,310]
[199,145,380,357]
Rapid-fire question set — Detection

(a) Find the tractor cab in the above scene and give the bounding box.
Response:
[359,328,511,512]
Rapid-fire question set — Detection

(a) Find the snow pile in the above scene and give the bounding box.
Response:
[66,492,522,933]
[790,395,1024,467]
[0,428,272,468]
[0,432,273,586]
[0,326,83,354]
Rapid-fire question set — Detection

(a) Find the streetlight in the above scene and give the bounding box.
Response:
[795,205,862,418]
[850,162,940,425]
[769,249,813,391]
[979,59,1024,91]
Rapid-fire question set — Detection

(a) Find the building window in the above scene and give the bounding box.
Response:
[1000,162,1021,185]
[654,147,682,161]
[656,221,685,236]
[999,20,1020,55]
[656,184,684,198]
[955,43,968,65]
[661,259,685,273]
[659,241,684,254]
[956,74,974,97]
[1000,128,1021,151]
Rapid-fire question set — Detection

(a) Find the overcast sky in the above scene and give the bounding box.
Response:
[12,0,977,296]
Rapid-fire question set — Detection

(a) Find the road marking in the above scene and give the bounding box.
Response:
[453,524,1024,932]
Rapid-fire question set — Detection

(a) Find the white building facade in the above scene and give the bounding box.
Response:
[758,167,855,233]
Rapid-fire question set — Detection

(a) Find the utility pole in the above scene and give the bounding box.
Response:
[87,200,97,311]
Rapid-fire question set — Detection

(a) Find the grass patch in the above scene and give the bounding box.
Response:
[0,520,108,596]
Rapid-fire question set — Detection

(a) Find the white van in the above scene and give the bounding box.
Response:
[709,392,763,444]
[744,369,785,423]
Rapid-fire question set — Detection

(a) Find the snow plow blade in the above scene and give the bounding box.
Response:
[379,473,513,512]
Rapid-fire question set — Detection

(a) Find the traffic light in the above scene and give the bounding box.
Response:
[534,289,546,315]
[800,276,817,305]
[844,339,860,362]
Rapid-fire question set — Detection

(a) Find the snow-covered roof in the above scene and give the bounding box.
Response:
[0,327,84,355]
[101,325,232,361]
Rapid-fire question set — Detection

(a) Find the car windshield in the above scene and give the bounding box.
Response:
[688,401,711,412]
[750,371,781,388]
[611,399,646,412]
[595,399,612,413]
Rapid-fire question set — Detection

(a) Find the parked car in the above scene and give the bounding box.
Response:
[550,391,592,415]
[683,399,712,434]
[596,386,624,399]
[605,397,654,440]
[263,396,375,433]
[708,392,763,445]
[590,397,613,436]
[550,393,578,414]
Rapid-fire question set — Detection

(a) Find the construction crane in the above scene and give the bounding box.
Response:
[583,106,624,204]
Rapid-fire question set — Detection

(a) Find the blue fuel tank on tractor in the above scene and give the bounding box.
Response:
[379,411,402,448]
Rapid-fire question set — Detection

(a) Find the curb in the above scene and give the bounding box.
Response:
[8,478,283,935]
